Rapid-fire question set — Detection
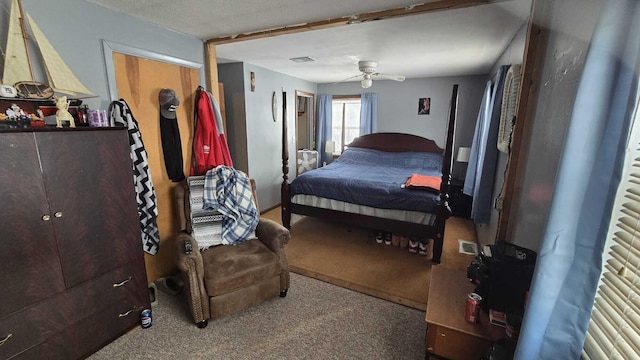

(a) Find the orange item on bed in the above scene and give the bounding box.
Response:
[404,174,441,192]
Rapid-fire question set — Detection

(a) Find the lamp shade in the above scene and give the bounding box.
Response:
[361,77,372,89]
[456,146,471,163]
[325,141,335,154]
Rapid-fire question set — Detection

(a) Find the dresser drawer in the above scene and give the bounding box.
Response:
[9,301,144,360]
[66,260,149,315]
[0,261,148,359]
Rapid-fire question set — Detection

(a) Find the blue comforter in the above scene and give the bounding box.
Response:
[290,147,443,213]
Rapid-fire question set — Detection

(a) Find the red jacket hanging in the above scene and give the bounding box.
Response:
[191,87,233,175]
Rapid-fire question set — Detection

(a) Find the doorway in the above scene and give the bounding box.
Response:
[295,90,315,151]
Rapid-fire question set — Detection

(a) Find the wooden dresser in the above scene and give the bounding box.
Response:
[0,128,150,359]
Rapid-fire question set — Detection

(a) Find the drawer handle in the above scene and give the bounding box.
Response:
[113,276,133,288]
[0,333,12,346]
[118,308,136,318]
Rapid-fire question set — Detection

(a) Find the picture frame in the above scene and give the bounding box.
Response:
[418,97,430,115]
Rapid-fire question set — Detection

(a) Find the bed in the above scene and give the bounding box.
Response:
[280,85,458,263]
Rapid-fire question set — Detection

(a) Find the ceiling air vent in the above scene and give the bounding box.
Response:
[289,56,315,63]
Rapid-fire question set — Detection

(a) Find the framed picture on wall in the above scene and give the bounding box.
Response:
[418,98,430,115]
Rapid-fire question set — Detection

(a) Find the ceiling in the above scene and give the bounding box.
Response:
[86,0,532,84]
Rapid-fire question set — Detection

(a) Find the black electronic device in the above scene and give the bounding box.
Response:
[467,241,537,315]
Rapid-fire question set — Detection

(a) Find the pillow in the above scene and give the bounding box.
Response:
[404,174,441,193]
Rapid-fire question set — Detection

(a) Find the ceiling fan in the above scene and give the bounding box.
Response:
[340,60,406,88]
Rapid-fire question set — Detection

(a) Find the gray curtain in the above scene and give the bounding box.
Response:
[316,94,333,165]
[360,93,377,135]
[515,1,640,358]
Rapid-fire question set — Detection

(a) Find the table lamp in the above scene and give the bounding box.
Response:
[456,146,471,163]
[324,141,336,165]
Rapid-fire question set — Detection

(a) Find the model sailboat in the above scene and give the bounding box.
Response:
[2,0,94,97]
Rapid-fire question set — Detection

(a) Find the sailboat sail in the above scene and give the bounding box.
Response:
[2,0,32,85]
[26,13,94,96]
[1,0,94,97]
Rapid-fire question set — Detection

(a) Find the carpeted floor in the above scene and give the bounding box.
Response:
[90,273,428,360]
[263,207,477,310]
[90,209,478,360]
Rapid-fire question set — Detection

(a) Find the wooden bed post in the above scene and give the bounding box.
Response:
[432,83,458,263]
[281,90,292,228]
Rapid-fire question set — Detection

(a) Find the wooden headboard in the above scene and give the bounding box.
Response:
[347,132,444,154]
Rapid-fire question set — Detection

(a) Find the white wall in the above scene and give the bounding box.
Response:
[318,75,486,179]
[1,0,205,110]
[218,62,317,210]
[244,63,317,210]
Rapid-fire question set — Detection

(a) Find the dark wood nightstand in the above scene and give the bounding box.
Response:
[448,180,472,218]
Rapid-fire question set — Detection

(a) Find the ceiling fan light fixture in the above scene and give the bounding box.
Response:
[361,77,372,88]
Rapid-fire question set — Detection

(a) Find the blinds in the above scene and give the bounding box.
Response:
[583,111,640,359]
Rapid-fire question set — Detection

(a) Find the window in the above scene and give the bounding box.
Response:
[582,108,640,359]
[331,97,361,155]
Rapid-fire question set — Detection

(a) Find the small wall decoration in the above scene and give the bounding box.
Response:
[250,72,255,92]
[418,97,431,115]
[272,91,277,122]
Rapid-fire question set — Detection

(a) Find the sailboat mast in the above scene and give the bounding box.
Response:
[16,0,34,81]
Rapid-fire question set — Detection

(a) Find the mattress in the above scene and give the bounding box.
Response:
[291,194,437,225]
[290,147,442,213]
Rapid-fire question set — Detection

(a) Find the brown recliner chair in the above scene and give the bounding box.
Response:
[173,179,290,328]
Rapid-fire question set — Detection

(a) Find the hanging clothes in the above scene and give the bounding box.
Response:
[206,90,233,166]
[159,88,185,182]
[109,99,161,255]
[191,87,233,175]
[497,64,522,153]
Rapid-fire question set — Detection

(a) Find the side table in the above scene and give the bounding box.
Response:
[425,266,505,359]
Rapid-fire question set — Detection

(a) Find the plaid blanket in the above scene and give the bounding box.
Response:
[202,166,258,245]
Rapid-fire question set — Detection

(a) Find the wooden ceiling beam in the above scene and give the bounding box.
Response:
[206,0,507,45]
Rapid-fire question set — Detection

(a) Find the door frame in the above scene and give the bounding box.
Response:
[102,40,204,101]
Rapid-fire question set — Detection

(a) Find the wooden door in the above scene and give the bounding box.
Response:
[37,129,143,288]
[112,52,200,281]
[0,132,65,318]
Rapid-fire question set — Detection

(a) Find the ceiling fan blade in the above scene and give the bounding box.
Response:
[372,73,405,82]
[330,74,362,85]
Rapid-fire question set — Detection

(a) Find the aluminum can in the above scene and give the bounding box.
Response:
[465,293,482,324]
[140,308,152,329]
